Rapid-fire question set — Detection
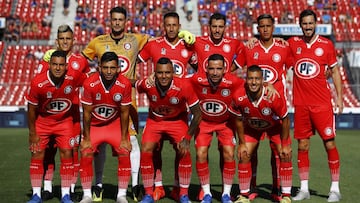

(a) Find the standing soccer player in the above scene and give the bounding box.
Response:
[26,50,86,203]
[230,65,292,203]
[189,54,244,203]
[38,24,90,201]
[81,6,149,201]
[288,9,343,202]
[234,14,293,201]
[79,52,132,203]
[137,11,195,200]
[136,57,202,203]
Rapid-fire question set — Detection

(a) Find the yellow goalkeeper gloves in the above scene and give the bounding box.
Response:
[178,30,196,45]
[42,49,56,62]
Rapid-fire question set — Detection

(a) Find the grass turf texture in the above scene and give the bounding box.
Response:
[0,128,358,202]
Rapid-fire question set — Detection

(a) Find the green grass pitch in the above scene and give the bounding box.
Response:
[0,128,359,202]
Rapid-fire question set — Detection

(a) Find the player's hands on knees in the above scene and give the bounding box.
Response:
[177,138,190,157]
[280,145,292,162]
[265,83,280,100]
[145,72,156,87]
[237,143,249,161]
[29,132,41,153]
[120,139,132,153]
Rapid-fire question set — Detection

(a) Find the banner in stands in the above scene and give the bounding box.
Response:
[253,24,332,36]
[0,17,5,28]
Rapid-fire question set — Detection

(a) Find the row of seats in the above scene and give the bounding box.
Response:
[0,0,12,17]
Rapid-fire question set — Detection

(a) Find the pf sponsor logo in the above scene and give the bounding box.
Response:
[93,105,117,120]
[118,56,131,74]
[172,60,185,76]
[200,99,227,116]
[46,98,72,113]
[259,65,278,83]
[294,58,320,79]
[247,118,271,130]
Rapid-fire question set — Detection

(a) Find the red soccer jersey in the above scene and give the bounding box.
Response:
[193,36,244,74]
[135,77,199,121]
[230,87,288,131]
[235,39,292,90]
[288,35,337,106]
[25,71,84,121]
[138,37,194,78]
[81,73,132,126]
[190,72,244,123]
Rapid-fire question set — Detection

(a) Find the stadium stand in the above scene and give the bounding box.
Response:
[0,0,359,109]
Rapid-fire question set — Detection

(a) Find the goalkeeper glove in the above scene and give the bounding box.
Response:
[43,49,56,62]
[178,30,196,45]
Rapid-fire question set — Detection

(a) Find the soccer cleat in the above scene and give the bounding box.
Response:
[270,190,282,202]
[116,195,129,203]
[132,185,143,202]
[61,194,74,203]
[170,186,180,201]
[197,188,204,201]
[200,194,212,203]
[79,196,92,203]
[280,196,292,203]
[248,191,258,201]
[27,194,43,203]
[153,186,165,200]
[92,185,103,202]
[221,194,233,203]
[179,194,192,203]
[292,190,310,201]
[234,195,250,203]
[327,191,341,202]
[70,192,81,202]
[41,190,54,200]
[140,194,154,203]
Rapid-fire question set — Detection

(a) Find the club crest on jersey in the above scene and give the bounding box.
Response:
[124,43,131,50]
[315,48,324,56]
[71,61,80,70]
[253,52,259,60]
[170,97,179,104]
[261,107,271,116]
[272,53,281,62]
[64,86,72,94]
[47,92,52,98]
[200,99,227,116]
[324,127,333,136]
[221,89,230,97]
[296,47,301,54]
[93,105,116,120]
[46,98,71,113]
[96,93,101,100]
[161,48,166,55]
[205,44,210,52]
[113,93,122,102]
[181,49,189,58]
[223,44,230,53]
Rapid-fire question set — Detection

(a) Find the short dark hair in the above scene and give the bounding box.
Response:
[157,57,173,66]
[57,24,73,36]
[163,12,179,21]
[51,50,67,60]
[209,13,226,25]
[247,65,262,76]
[110,6,127,18]
[257,14,275,24]
[101,52,118,64]
[208,54,225,63]
[299,9,317,25]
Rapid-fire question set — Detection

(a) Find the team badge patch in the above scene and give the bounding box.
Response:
[113,93,122,102]
[202,88,207,94]
[47,92,52,98]
[244,107,250,114]
[96,93,101,100]
[324,127,333,136]
[296,47,301,54]
[170,97,179,104]
[161,48,166,55]
[205,44,210,52]
[181,49,189,58]
[152,95,157,102]
[254,52,259,60]
[221,89,230,97]
[223,44,230,53]
[261,107,271,116]
[124,43,131,50]
[69,138,75,147]
[64,86,72,94]
[272,53,281,62]
[315,48,324,56]
[71,61,80,70]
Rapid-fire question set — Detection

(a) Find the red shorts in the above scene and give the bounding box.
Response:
[294,105,336,140]
[194,120,236,148]
[244,124,291,145]
[141,119,190,145]
[89,117,129,154]
[36,116,74,150]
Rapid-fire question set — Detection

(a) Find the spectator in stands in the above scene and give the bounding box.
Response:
[322,11,331,24]
[42,14,52,27]
[183,0,194,21]
[63,0,70,16]
[34,48,44,61]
